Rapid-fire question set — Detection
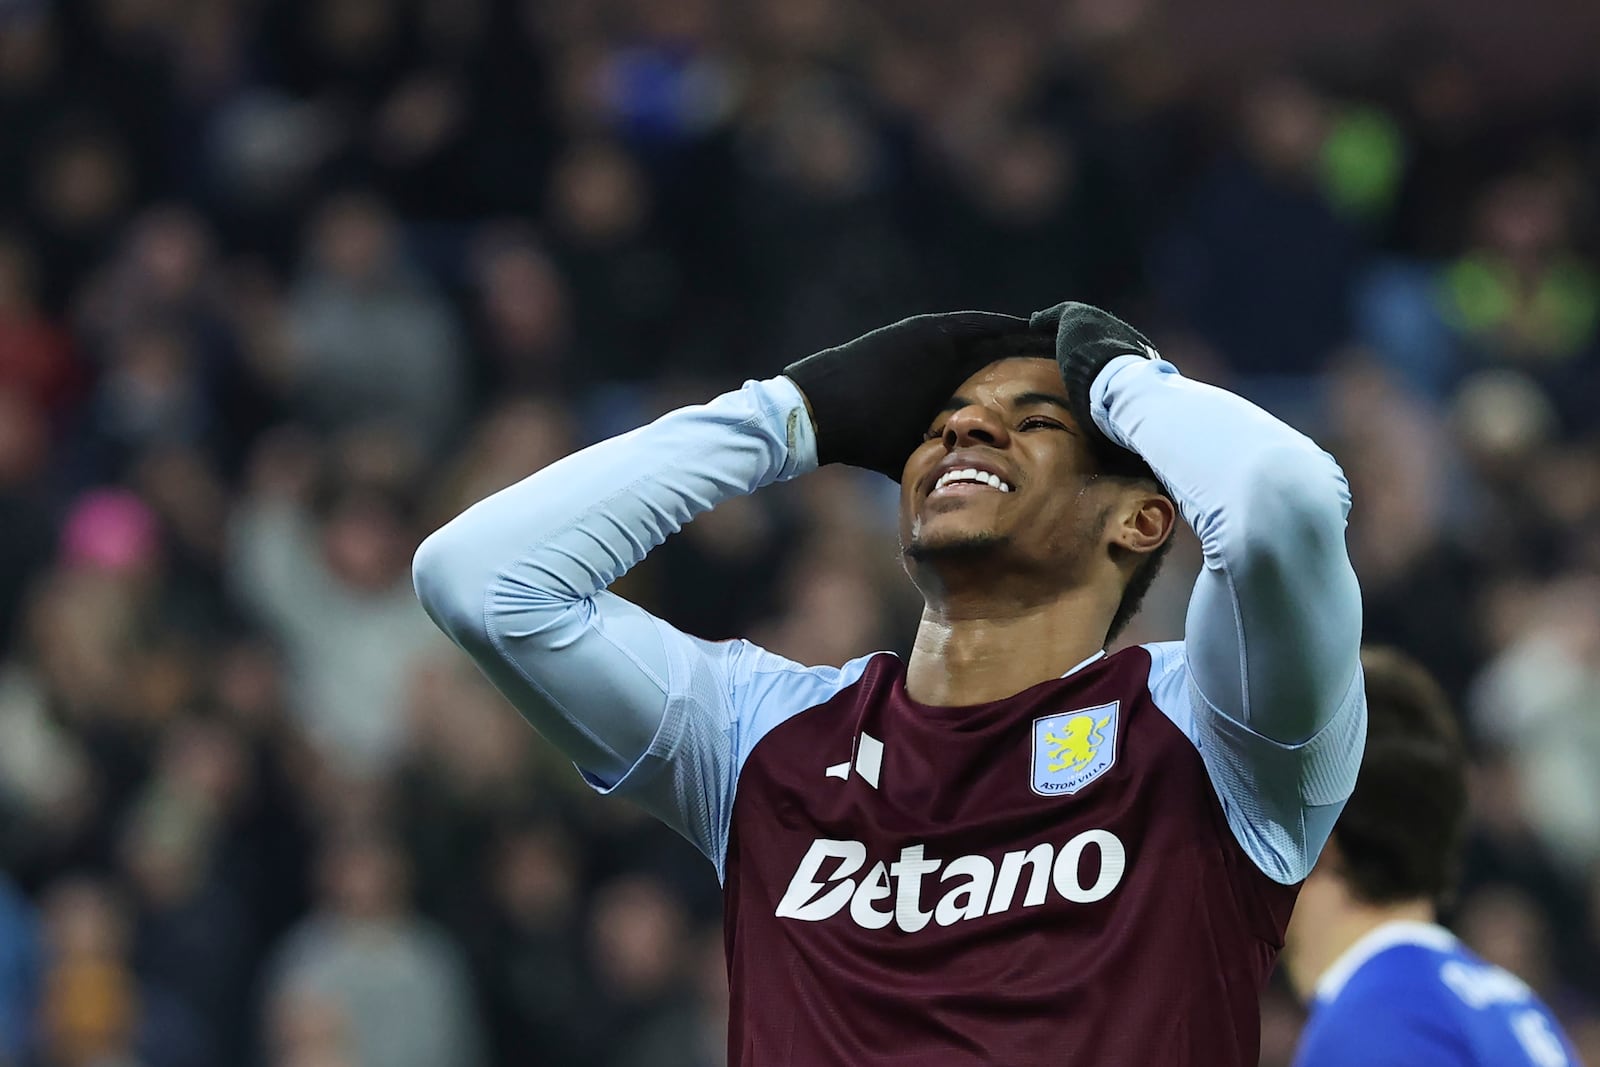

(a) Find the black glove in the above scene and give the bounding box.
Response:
[1029,301,1159,478]
[784,312,1031,479]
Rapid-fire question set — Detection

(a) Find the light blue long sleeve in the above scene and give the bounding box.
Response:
[413,375,817,779]
[413,377,868,874]
[1095,354,1367,883]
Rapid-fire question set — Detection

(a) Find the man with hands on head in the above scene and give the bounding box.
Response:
[414,301,1367,1066]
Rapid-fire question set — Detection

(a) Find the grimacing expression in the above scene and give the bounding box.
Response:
[898,357,1108,572]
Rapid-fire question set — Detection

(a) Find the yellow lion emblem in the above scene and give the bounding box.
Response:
[1043,714,1112,773]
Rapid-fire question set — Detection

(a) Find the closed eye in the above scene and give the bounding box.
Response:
[923,423,946,442]
[1019,415,1067,432]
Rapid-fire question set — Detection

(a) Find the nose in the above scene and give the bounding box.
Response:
[943,403,1010,450]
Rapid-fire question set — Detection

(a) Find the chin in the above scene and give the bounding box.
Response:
[904,528,1010,563]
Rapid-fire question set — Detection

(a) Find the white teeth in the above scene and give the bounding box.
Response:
[934,468,1013,493]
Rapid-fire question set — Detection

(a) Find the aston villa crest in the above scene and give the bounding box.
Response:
[1031,702,1119,796]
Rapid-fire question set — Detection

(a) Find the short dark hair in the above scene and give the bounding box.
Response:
[1330,646,1469,907]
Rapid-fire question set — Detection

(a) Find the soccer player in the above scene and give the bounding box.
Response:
[413,303,1367,1065]
[1284,646,1583,1067]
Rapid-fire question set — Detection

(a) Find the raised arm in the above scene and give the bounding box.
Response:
[414,313,1033,873]
[412,377,827,865]
[1091,353,1365,882]
[1093,356,1362,734]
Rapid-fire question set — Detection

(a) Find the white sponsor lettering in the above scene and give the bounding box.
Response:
[850,861,894,929]
[1054,828,1126,903]
[989,842,1054,913]
[934,855,994,926]
[1511,1011,1569,1067]
[774,839,865,920]
[1440,959,1534,1010]
[890,845,941,932]
[776,831,1127,930]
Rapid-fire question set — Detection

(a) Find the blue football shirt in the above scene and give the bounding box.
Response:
[1295,921,1583,1067]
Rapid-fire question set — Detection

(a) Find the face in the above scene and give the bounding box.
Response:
[324,840,406,919]
[899,357,1161,588]
[322,495,407,592]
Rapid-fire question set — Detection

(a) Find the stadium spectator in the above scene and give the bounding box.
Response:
[285,193,467,454]
[0,233,80,417]
[1471,579,1600,880]
[463,821,602,1066]
[37,876,212,1067]
[228,429,444,776]
[1156,75,1365,383]
[0,871,39,1064]
[263,831,486,1067]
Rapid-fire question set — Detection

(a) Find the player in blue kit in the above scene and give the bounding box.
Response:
[1284,646,1583,1067]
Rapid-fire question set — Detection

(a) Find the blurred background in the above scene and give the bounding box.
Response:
[2,0,1600,1063]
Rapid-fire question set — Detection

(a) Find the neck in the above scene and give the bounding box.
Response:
[1286,899,1436,1003]
[905,583,1115,705]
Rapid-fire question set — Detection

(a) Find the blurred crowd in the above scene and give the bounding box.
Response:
[2,0,1600,1064]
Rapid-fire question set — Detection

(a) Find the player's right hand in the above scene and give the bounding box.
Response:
[783,312,1029,480]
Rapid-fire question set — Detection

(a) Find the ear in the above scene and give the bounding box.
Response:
[1108,489,1175,557]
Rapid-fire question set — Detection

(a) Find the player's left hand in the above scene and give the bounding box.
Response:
[1030,301,1159,474]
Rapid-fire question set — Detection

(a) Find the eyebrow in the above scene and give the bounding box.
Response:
[934,391,1073,417]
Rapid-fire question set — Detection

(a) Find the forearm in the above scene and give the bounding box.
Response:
[412,376,817,777]
[416,375,815,617]
[1093,355,1361,742]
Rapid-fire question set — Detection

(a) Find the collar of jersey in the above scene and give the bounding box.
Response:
[898,649,1109,723]
[1315,919,1459,1003]
[1061,650,1106,677]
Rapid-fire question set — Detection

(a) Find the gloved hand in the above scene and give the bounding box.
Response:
[1029,301,1160,478]
[783,312,1030,479]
